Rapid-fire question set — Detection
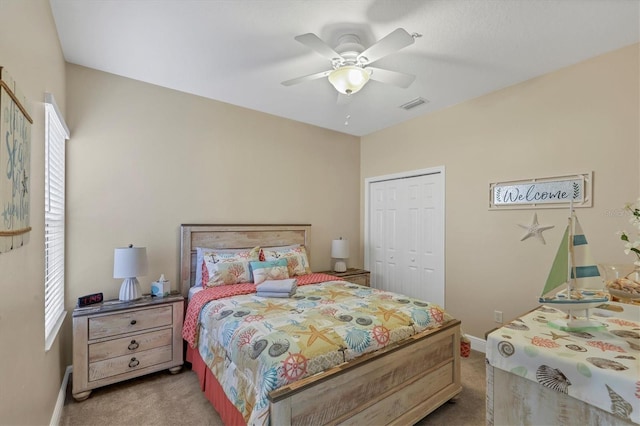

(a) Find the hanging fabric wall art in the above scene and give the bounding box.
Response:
[0,67,33,253]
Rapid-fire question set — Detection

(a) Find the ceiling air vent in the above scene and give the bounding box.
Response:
[399,97,429,111]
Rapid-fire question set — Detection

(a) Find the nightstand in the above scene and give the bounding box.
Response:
[320,268,370,287]
[72,293,184,401]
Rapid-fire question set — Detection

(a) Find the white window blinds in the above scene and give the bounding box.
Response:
[44,93,69,351]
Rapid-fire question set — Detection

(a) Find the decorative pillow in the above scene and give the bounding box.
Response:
[250,259,289,284]
[261,244,311,276]
[196,247,258,287]
[202,246,260,287]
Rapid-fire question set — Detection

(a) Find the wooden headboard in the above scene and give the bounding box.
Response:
[179,224,311,297]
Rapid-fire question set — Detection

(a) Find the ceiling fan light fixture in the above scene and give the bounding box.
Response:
[328,66,370,95]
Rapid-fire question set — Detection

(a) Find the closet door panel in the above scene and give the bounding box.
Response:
[384,206,399,293]
[383,183,401,293]
[418,176,444,306]
[370,182,386,289]
[405,181,420,299]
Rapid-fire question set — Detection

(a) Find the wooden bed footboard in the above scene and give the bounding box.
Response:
[269,319,462,426]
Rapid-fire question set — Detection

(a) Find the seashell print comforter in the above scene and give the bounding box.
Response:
[195,280,453,426]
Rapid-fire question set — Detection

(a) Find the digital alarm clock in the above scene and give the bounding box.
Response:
[77,292,103,307]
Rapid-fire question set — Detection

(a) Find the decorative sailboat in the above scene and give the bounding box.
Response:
[539,206,608,330]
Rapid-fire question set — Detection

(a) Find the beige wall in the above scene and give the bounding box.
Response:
[64,64,361,359]
[361,44,640,339]
[0,0,68,424]
[1,1,637,421]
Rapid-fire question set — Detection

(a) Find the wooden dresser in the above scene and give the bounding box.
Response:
[72,294,184,401]
[319,268,370,287]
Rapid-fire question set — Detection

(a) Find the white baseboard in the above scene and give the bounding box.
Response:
[467,335,486,353]
[50,365,72,426]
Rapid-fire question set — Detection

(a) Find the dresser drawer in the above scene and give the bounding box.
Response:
[88,306,173,340]
[89,345,173,381]
[88,328,173,362]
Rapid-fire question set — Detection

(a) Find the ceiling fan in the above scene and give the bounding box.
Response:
[281,28,418,96]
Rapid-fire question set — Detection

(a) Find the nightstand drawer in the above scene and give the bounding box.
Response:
[89,306,172,339]
[89,328,173,362]
[347,275,369,286]
[318,269,370,287]
[89,345,173,381]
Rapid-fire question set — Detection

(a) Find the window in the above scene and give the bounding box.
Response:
[44,93,69,351]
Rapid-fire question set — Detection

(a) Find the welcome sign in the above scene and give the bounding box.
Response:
[489,173,592,210]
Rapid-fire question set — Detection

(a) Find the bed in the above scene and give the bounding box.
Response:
[180,224,462,425]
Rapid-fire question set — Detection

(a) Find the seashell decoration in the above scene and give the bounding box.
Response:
[568,331,594,339]
[345,328,371,352]
[586,357,629,371]
[610,329,640,340]
[250,339,268,359]
[218,309,234,319]
[536,365,571,394]
[356,317,373,326]
[504,321,530,331]
[565,344,587,352]
[268,339,291,357]
[615,355,636,359]
[498,341,515,357]
[411,308,431,326]
[627,340,640,351]
[606,384,633,420]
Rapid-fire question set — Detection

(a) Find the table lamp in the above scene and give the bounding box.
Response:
[114,244,148,301]
[331,238,349,273]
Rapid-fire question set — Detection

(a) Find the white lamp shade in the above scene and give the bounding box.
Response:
[113,246,148,278]
[328,66,370,95]
[331,239,349,259]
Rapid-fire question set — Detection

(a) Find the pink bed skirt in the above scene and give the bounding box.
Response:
[187,345,247,426]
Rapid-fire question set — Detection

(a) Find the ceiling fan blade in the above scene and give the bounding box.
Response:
[357,28,415,64]
[295,33,342,61]
[366,67,415,88]
[281,69,332,86]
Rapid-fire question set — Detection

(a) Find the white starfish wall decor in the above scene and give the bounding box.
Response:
[518,213,554,244]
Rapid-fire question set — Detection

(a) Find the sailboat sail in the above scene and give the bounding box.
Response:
[541,225,569,299]
[540,213,604,301]
[570,217,601,290]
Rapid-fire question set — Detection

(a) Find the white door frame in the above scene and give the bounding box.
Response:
[364,166,446,299]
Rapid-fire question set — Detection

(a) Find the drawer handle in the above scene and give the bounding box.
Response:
[130,319,137,325]
[128,340,139,350]
[129,357,140,368]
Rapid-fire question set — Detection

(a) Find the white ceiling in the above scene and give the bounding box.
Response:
[49,0,639,137]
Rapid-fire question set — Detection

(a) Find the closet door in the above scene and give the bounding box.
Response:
[367,171,444,306]
[370,180,402,293]
[404,174,444,305]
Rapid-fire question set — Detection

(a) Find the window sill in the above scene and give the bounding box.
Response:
[45,310,67,352]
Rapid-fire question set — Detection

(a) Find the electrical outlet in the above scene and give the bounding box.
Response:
[494,310,503,323]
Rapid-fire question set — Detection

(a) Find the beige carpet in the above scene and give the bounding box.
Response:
[61,350,486,426]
